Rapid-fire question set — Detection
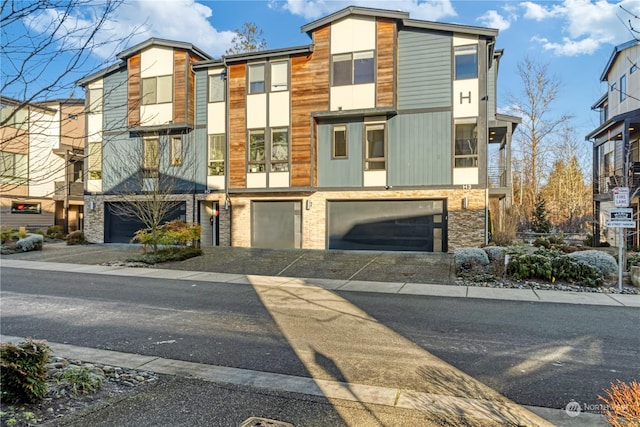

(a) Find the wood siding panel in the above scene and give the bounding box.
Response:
[376,18,395,108]
[173,50,187,124]
[291,25,330,187]
[187,52,202,125]
[229,63,247,188]
[128,54,140,127]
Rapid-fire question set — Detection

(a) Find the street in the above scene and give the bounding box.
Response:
[1,266,638,418]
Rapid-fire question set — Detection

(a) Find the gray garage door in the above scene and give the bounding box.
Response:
[327,199,446,252]
[104,202,186,243]
[251,201,302,248]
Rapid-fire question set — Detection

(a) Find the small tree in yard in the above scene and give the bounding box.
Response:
[531,195,552,233]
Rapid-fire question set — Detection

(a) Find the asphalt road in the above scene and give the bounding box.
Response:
[1,267,638,413]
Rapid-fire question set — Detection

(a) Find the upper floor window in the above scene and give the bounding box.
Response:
[333,125,347,159]
[248,129,266,172]
[170,136,183,166]
[0,105,28,129]
[208,134,225,176]
[143,137,159,177]
[270,128,289,172]
[0,151,28,183]
[142,75,172,105]
[620,74,627,102]
[248,64,265,94]
[208,74,225,102]
[271,61,288,91]
[455,45,478,80]
[332,51,375,86]
[88,141,102,179]
[454,122,478,167]
[631,63,638,74]
[365,123,385,170]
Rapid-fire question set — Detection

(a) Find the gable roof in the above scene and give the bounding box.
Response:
[116,37,212,61]
[600,39,639,82]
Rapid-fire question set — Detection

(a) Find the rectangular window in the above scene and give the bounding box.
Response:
[143,137,159,177]
[249,64,265,94]
[88,88,103,113]
[0,151,28,183]
[208,134,225,176]
[248,129,266,172]
[270,128,289,172]
[170,136,183,166]
[88,142,102,179]
[620,74,627,102]
[454,122,478,167]
[333,125,347,158]
[142,75,172,105]
[455,45,478,80]
[271,61,288,91]
[631,63,638,74]
[0,105,28,129]
[11,202,40,214]
[332,51,375,86]
[365,123,385,170]
[208,74,225,102]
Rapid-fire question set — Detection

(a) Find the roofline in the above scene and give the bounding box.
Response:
[591,92,608,110]
[402,18,498,38]
[116,37,212,61]
[495,113,522,124]
[222,45,314,62]
[600,39,639,82]
[37,98,85,106]
[76,62,126,86]
[301,6,409,34]
[0,95,58,113]
[585,108,640,140]
[192,59,225,70]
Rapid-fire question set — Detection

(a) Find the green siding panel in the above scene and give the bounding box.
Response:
[317,122,363,187]
[398,30,452,110]
[103,69,127,132]
[195,70,207,126]
[388,112,452,186]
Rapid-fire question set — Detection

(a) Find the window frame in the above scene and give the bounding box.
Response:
[270,128,289,172]
[11,202,41,214]
[142,137,160,178]
[170,136,183,166]
[332,125,348,159]
[248,63,266,94]
[454,121,478,168]
[270,61,289,92]
[208,134,225,176]
[141,75,173,105]
[248,129,266,173]
[208,74,225,103]
[331,50,375,86]
[0,151,28,183]
[88,141,102,180]
[454,45,479,80]
[620,74,627,102]
[364,122,386,171]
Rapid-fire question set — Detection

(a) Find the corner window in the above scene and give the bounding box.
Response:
[11,202,40,214]
[333,125,347,159]
[365,123,385,171]
[248,129,266,172]
[455,45,478,80]
[88,87,103,113]
[208,134,225,176]
[270,128,289,172]
[454,122,478,167]
[208,74,225,102]
[270,61,288,91]
[88,141,102,179]
[170,136,183,166]
[620,74,627,102]
[332,51,375,86]
[142,75,172,105]
[248,64,265,94]
[143,137,159,177]
[0,151,28,183]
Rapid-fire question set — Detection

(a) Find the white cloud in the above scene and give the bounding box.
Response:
[282,0,457,21]
[477,10,512,31]
[522,0,640,56]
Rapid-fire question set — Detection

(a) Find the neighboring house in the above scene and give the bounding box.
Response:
[78,6,519,252]
[587,39,640,247]
[0,96,85,233]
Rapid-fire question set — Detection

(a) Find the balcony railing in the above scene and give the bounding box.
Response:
[488,166,507,188]
[54,181,84,197]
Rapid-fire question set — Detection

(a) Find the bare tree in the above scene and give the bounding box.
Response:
[509,57,573,230]
[225,22,267,55]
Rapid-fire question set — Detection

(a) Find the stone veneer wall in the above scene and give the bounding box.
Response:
[229,189,487,251]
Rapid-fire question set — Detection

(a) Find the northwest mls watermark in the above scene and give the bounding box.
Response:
[565,400,626,417]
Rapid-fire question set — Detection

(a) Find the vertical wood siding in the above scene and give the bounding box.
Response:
[228,63,247,188]
[376,18,395,108]
[127,54,141,127]
[173,50,187,124]
[187,52,201,125]
[291,25,330,187]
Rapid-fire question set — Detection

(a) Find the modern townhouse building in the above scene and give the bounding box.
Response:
[79,6,519,252]
[0,96,85,233]
[587,39,640,247]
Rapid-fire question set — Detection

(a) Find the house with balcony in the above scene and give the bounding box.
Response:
[79,6,518,251]
[587,39,640,246]
[0,96,85,233]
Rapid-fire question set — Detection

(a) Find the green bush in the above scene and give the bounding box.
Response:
[66,230,86,245]
[1,227,12,243]
[627,253,640,269]
[567,250,618,278]
[127,246,203,264]
[131,220,201,252]
[507,248,603,287]
[46,225,64,240]
[0,339,51,403]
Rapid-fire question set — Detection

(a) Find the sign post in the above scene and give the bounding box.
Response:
[610,188,632,292]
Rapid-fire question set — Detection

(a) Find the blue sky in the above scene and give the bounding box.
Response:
[6,0,640,146]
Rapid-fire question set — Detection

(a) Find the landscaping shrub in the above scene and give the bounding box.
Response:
[66,230,86,245]
[567,250,618,278]
[627,253,640,270]
[61,366,103,395]
[0,339,51,403]
[1,227,12,243]
[599,379,640,427]
[490,230,514,247]
[15,234,44,252]
[46,225,64,240]
[483,246,505,262]
[454,248,490,272]
[126,246,203,264]
[131,220,201,252]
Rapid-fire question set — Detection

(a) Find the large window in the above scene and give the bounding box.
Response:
[333,125,347,159]
[208,134,225,175]
[142,75,172,105]
[88,87,103,113]
[208,74,225,102]
[248,129,266,172]
[270,61,288,91]
[332,51,375,86]
[620,74,627,102]
[143,137,159,177]
[0,105,28,129]
[455,45,478,80]
[88,142,102,179]
[248,64,265,94]
[11,202,40,214]
[365,123,385,170]
[454,122,478,167]
[170,136,183,166]
[270,128,289,172]
[0,151,28,183]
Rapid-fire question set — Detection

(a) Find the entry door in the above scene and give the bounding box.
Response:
[251,201,302,248]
